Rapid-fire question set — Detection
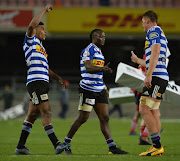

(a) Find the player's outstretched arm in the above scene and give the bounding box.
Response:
[131,51,146,67]
[84,60,112,74]
[48,69,66,90]
[27,4,53,37]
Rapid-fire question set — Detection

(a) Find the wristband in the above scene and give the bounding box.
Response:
[146,70,153,76]
[135,58,139,64]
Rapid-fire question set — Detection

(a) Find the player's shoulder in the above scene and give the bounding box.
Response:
[147,26,162,39]
[86,43,95,51]
[25,32,36,39]
[24,33,36,44]
[81,43,94,56]
[148,26,162,34]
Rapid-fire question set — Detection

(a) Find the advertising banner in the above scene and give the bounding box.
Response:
[47,8,180,33]
[115,62,180,106]
[0,10,33,30]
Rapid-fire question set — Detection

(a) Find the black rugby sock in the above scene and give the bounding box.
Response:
[44,124,59,148]
[17,121,32,149]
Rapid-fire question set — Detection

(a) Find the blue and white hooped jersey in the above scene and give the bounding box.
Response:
[145,26,169,81]
[23,33,49,85]
[79,43,105,92]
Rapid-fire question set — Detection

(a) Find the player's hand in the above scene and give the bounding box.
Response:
[58,79,66,91]
[131,51,138,63]
[102,62,113,74]
[144,75,152,89]
[45,4,53,12]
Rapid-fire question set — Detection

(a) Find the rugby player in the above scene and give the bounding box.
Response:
[15,4,69,155]
[131,10,169,156]
[63,29,128,155]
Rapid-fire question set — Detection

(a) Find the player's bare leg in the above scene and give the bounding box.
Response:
[94,103,128,154]
[25,101,40,123]
[38,101,68,154]
[139,97,163,156]
[66,111,90,138]
[151,109,161,134]
[139,118,152,145]
[94,103,111,139]
[63,111,90,154]
[15,102,40,155]
[129,110,141,135]
[37,101,52,126]
[139,105,158,134]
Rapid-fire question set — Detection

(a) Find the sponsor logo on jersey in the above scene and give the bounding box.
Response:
[36,45,48,58]
[93,59,104,67]
[83,51,90,57]
[149,32,159,39]
[145,40,149,48]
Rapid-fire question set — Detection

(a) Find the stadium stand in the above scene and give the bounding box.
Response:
[0,0,179,8]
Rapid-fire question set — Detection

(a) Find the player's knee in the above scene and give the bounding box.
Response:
[139,107,147,116]
[27,111,39,121]
[41,108,51,118]
[78,115,89,124]
[99,115,109,123]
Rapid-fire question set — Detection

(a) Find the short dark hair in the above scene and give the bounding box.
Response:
[90,29,103,42]
[38,22,44,25]
[143,10,158,23]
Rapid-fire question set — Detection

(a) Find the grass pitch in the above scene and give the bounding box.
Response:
[0,118,180,161]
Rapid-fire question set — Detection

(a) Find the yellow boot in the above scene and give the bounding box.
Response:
[139,146,164,156]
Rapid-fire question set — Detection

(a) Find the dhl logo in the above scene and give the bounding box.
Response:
[93,59,104,67]
[96,14,143,28]
[145,41,149,48]
[36,45,48,58]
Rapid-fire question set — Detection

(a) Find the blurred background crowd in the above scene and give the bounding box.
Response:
[0,0,179,8]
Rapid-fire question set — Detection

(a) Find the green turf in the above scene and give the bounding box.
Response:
[0,118,180,161]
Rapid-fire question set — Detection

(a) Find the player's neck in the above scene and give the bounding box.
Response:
[92,43,99,48]
[148,23,157,31]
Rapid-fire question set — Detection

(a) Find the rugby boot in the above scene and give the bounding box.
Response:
[129,132,138,135]
[64,146,73,155]
[108,146,129,155]
[15,147,31,155]
[55,142,70,154]
[139,146,164,156]
[139,136,152,145]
